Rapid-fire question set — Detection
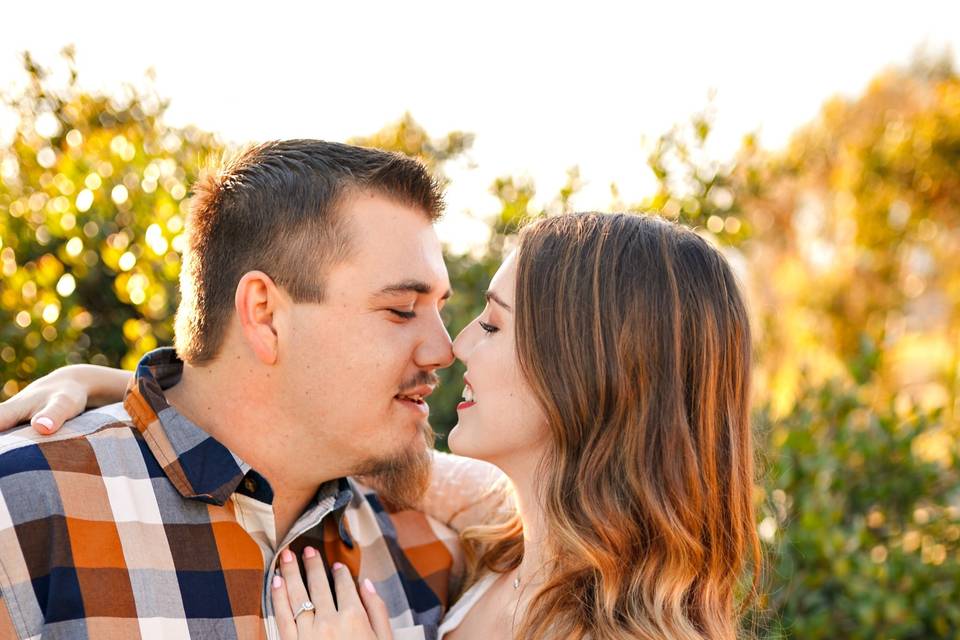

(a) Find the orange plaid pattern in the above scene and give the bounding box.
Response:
[0,348,464,639]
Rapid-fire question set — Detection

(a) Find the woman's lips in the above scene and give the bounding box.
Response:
[459,375,475,411]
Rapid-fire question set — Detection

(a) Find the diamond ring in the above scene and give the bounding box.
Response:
[293,601,316,620]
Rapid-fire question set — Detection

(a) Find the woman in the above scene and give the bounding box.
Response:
[0,212,760,639]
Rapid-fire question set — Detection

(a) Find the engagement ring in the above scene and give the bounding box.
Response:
[293,601,316,620]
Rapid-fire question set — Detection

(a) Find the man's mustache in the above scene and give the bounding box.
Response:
[397,371,440,394]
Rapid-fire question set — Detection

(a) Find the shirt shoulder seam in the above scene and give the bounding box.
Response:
[0,419,135,457]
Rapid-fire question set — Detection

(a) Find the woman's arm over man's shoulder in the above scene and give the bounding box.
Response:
[420,451,515,533]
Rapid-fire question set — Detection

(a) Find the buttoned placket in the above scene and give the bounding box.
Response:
[120,350,431,639]
[230,480,352,640]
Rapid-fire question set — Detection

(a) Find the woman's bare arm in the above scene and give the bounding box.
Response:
[418,451,515,533]
[0,364,132,434]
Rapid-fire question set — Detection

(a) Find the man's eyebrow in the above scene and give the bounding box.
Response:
[374,280,453,300]
[484,290,512,312]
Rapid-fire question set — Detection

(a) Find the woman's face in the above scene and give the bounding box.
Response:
[449,252,549,471]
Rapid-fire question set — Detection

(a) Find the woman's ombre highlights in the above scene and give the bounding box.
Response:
[465,212,760,640]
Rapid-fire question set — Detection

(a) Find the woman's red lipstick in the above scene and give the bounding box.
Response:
[458,377,476,410]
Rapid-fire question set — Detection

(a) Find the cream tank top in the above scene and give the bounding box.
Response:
[437,572,498,638]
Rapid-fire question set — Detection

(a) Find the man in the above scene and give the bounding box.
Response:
[0,140,482,639]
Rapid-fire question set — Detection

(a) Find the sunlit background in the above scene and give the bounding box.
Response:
[2,2,960,637]
[3,1,959,254]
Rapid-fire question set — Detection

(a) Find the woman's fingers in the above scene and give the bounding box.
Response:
[277,548,315,633]
[273,548,392,639]
[0,379,87,435]
[331,561,363,612]
[0,390,39,433]
[359,579,393,640]
[30,391,81,434]
[270,575,298,640]
[302,546,335,612]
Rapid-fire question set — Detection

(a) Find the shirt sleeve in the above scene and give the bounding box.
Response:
[418,451,515,533]
[0,593,22,639]
[0,478,29,639]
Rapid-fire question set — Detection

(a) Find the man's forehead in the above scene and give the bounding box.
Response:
[331,193,450,294]
[346,242,450,296]
[354,234,449,290]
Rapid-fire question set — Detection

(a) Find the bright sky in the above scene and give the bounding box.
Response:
[2,1,958,253]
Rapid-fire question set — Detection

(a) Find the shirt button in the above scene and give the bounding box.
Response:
[243,477,257,493]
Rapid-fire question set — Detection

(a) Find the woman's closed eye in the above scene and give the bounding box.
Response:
[479,320,499,335]
[389,309,416,319]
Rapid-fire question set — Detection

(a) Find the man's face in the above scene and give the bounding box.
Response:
[279,191,453,492]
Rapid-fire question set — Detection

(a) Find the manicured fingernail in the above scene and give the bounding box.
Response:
[281,549,294,564]
[332,562,344,571]
[35,417,53,430]
[272,575,283,589]
[303,546,317,559]
[363,578,376,594]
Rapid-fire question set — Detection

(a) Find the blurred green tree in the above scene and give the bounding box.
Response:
[735,59,960,428]
[0,54,478,403]
[638,103,752,246]
[0,48,222,396]
[348,111,474,182]
[751,370,960,639]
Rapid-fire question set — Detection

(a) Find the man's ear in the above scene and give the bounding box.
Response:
[235,271,287,365]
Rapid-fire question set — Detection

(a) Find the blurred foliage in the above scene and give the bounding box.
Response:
[749,369,960,639]
[756,372,960,640]
[348,111,474,183]
[735,58,960,428]
[3,49,960,638]
[0,47,221,391]
[637,103,752,246]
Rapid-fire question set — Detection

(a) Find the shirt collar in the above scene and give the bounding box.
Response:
[123,347,252,505]
[123,348,355,548]
[123,346,355,538]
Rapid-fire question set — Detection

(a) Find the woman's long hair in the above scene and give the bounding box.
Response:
[463,213,760,639]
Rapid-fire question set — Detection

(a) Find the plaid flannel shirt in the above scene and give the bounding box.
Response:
[0,348,464,639]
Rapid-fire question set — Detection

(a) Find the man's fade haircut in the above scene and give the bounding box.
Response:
[174,139,444,364]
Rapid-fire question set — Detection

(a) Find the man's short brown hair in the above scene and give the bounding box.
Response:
[174,140,444,364]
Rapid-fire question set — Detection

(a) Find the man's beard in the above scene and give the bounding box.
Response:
[354,418,434,510]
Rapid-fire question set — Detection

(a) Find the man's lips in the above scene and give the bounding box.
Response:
[394,385,434,416]
[394,385,434,401]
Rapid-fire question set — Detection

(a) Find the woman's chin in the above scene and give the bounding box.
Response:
[446,423,465,455]
[446,423,488,460]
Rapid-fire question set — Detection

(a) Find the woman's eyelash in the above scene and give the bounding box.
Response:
[389,309,416,319]
[479,321,499,334]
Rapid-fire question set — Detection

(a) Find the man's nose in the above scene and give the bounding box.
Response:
[416,317,455,371]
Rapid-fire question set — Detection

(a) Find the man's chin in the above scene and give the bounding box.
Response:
[354,419,434,510]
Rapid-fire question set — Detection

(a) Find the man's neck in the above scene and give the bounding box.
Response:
[163,362,332,543]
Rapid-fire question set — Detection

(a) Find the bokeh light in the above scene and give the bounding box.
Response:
[1,47,959,640]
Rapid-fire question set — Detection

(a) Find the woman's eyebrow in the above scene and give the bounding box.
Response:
[484,290,512,312]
